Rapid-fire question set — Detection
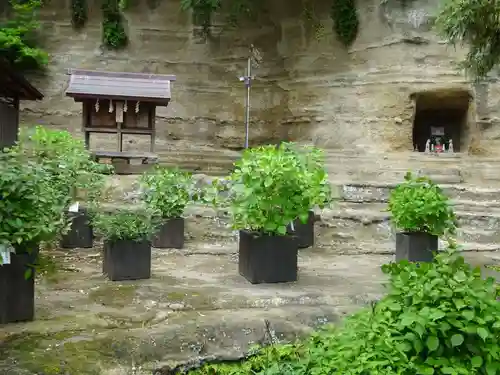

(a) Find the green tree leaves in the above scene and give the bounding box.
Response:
[435,0,500,80]
[0,0,48,71]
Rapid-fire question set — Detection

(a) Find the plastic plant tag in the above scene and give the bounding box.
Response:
[0,244,12,265]
[290,221,295,231]
[68,201,80,213]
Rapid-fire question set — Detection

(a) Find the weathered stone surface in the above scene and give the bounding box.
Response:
[18,0,500,157]
[0,239,498,374]
[0,245,385,374]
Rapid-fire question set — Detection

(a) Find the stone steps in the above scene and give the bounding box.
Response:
[181,203,500,251]
[327,201,500,245]
[153,148,500,187]
[324,151,500,185]
[339,183,500,204]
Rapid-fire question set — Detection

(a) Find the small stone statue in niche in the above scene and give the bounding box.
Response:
[434,138,444,153]
[425,139,430,152]
[448,139,454,153]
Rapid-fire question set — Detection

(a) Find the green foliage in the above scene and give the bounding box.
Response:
[330,0,359,47]
[435,0,500,80]
[91,209,160,242]
[388,172,457,236]
[0,154,67,254]
[188,250,500,375]
[102,0,128,49]
[281,142,333,209]
[0,0,48,71]
[140,167,199,218]
[71,0,88,29]
[0,126,113,264]
[118,0,131,11]
[219,144,312,236]
[181,0,220,31]
[13,126,112,206]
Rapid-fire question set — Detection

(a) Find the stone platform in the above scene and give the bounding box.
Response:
[1,239,498,375]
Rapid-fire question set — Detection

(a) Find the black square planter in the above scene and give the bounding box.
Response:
[396,232,438,262]
[102,239,151,281]
[60,209,93,249]
[152,217,185,249]
[0,245,38,324]
[238,230,298,284]
[288,211,315,249]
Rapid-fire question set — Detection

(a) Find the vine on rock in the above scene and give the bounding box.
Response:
[181,0,259,36]
[71,0,88,29]
[0,0,48,71]
[181,0,221,33]
[102,0,128,49]
[330,0,359,47]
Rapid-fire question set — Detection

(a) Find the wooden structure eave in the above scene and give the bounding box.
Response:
[68,93,171,105]
[65,69,176,107]
[0,59,44,101]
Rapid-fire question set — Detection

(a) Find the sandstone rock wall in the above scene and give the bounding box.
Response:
[19,0,500,154]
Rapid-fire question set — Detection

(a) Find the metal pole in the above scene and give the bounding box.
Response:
[244,57,251,149]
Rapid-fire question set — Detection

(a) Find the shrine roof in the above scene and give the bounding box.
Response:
[0,59,44,101]
[65,69,176,105]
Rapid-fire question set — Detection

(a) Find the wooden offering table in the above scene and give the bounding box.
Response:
[65,69,176,174]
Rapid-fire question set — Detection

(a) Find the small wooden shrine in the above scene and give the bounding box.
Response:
[65,69,176,173]
[0,59,43,150]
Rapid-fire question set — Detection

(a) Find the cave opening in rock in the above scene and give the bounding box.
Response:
[412,90,471,152]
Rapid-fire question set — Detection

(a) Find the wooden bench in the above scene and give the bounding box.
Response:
[92,150,158,175]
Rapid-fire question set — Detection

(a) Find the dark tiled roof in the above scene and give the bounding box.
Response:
[0,59,43,100]
[65,69,176,105]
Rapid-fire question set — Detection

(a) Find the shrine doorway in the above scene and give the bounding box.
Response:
[412,89,471,152]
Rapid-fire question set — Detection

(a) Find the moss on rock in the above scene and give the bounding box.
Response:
[88,283,138,307]
[1,331,136,374]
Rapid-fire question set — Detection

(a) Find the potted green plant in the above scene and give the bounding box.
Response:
[388,172,457,262]
[140,167,197,249]
[221,144,311,284]
[91,209,159,281]
[13,126,113,249]
[0,152,69,324]
[282,143,333,248]
[60,160,113,250]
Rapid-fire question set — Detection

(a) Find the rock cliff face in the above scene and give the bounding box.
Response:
[20,0,500,154]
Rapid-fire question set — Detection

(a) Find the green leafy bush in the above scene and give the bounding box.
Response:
[0,0,48,71]
[2,126,112,253]
[281,142,333,209]
[220,144,311,236]
[102,0,128,49]
[0,154,67,255]
[0,126,114,265]
[12,126,112,206]
[388,172,457,236]
[92,209,160,242]
[140,167,198,218]
[188,250,500,374]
